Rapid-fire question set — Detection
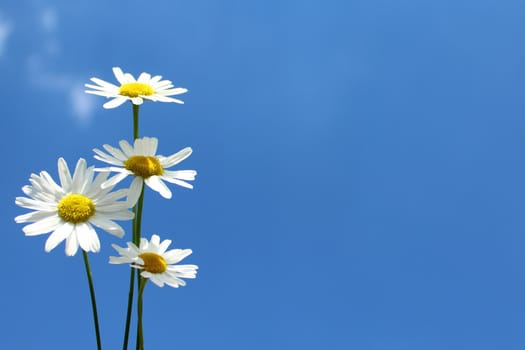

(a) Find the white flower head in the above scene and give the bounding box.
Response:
[15,158,134,256]
[110,234,198,288]
[84,67,188,109]
[93,136,196,205]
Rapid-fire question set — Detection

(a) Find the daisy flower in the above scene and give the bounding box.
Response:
[93,136,196,205]
[15,158,134,256]
[84,67,188,109]
[110,234,198,288]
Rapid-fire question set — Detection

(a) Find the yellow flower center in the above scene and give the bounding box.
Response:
[119,82,155,98]
[57,194,95,223]
[139,252,167,273]
[124,156,163,178]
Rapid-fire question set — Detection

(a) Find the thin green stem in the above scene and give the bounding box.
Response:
[122,267,135,350]
[123,103,142,350]
[133,104,140,140]
[133,188,146,349]
[133,188,145,245]
[136,277,147,350]
[82,251,102,350]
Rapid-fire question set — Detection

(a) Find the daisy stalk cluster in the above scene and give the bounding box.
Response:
[15,67,198,350]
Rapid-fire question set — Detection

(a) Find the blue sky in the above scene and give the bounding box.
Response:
[3,0,525,349]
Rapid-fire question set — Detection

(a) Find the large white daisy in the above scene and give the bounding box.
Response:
[110,234,198,288]
[84,67,188,109]
[15,158,134,256]
[93,136,196,205]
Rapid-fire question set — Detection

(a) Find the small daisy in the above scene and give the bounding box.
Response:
[15,158,134,256]
[93,136,196,205]
[110,234,198,288]
[84,67,188,109]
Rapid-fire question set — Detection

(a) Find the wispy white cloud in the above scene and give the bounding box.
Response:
[70,86,96,122]
[0,15,13,58]
[40,8,57,33]
[27,54,95,124]
[25,7,95,123]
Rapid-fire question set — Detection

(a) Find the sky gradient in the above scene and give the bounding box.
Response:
[3,0,525,349]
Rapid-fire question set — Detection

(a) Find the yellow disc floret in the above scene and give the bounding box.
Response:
[124,156,163,178]
[119,83,155,98]
[139,252,168,273]
[57,194,96,223]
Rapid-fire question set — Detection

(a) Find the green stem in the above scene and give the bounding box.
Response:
[82,251,102,350]
[133,104,140,140]
[133,188,145,349]
[136,277,147,350]
[122,103,143,350]
[122,267,135,350]
[133,187,145,245]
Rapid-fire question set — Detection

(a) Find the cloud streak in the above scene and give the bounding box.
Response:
[0,15,12,58]
[24,7,96,123]
[40,8,58,33]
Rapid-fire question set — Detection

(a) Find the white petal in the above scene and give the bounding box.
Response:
[160,87,188,95]
[142,272,165,287]
[90,215,126,238]
[119,140,135,158]
[45,222,74,252]
[85,90,116,98]
[131,97,143,105]
[139,237,149,250]
[113,67,127,85]
[163,170,197,180]
[161,176,194,189]
[15,210,56,223]
[149,95,184,104]
[93,150,123,166]
[101,144,128,162]
[167,264,198,278]
[160,147,193,168]
[94,208,134,220]
[164,249,192,264]
[65,227,80,256]
[80,166,95,194]
[95,166,128,174]
[137,72,151,82]
[127,177,144,206]
[134,138,145,155]
[58,157,72,192]
[86,172,110,198]
[124,72,135,82]
[150,234,161,247]
[152,80,173,89]
[109,256,134,264]
[76,223,101,253]
[95,188,129,206]
[40,171,62,195]
[71,158,87,193]
[150,75,162,84]
[89,77,119,90]
[145,176,172,199]
[164,275,186,288]
[15,197,56,212]
[158,238,172,254]
[22,215,62,236]
[111,242,133,255]
[101,172,130,189]
[144,137,158,156]
[104,96,128,109]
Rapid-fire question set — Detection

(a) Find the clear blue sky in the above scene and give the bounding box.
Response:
[3,0,525,349]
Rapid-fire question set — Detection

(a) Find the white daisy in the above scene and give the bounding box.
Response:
[84,67,188,109]
[93,136,196,205]
[15,158,134,256]
[110,234,198,288]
